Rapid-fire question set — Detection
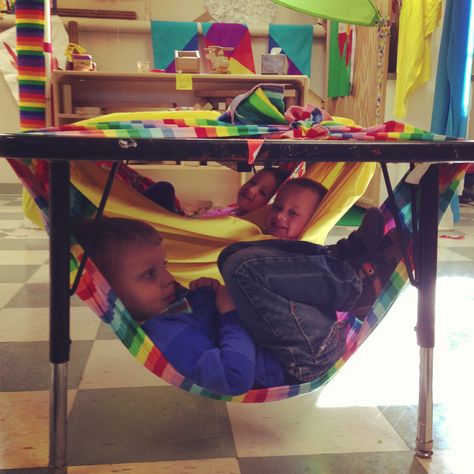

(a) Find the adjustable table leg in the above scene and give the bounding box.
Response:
[48,160,71,471]
[415,164,438,458]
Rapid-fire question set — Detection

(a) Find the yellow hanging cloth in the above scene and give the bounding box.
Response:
[394,0,442,117]
[69,159,375,285]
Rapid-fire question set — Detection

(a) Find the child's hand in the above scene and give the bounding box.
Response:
[189,277,221,292]
[215,285,236,314]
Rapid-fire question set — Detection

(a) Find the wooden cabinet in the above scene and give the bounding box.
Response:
[52,71,309,125]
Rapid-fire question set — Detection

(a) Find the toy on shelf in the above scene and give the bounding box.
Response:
[65,43,96,71]
[204,46,233,74]
[175,50,200,74]
[136,60,150,73]
[72,53,96,71]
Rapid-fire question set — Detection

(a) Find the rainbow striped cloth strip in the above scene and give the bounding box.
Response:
[15,0,46,131]
[26,115,455,143]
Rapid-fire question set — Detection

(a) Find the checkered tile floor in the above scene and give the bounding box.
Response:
[1,192,474,473]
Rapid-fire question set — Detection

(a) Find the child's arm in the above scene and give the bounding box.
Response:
[143,287,257,396]
[193,309,257,395]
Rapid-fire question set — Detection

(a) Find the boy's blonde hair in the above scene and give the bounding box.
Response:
[73,217,162,278]
[281,178,328,208]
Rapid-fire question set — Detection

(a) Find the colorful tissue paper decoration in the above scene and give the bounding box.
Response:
[151,21,199,73]
[268,24,313,77]
[327,21,355,98]
[202,22,255,74]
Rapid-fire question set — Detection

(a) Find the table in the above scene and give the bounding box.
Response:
[1,133,473,471]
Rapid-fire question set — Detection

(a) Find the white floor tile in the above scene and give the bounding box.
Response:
[0,220,25,230]
[0,306,101,342]
[27,265,49,283]
[0,250,49,265]
[79,339,169,389]
[228,394,408,457]
[436,246,472,262]
[3,227,48,239]
[418,450,474,474]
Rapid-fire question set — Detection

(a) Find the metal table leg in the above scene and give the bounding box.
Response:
[415,164,439,458]
[48,160,71,471]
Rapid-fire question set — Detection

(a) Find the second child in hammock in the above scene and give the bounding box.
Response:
[143,166,290,217]
[75,209,401,396]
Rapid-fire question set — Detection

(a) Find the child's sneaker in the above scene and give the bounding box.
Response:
[328,207,385,260]
[377,228,405,269]
[348,229,404,319]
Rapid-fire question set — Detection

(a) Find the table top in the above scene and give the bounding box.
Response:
[1,133,474,164]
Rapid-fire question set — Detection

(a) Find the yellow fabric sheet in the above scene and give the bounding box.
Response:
[394,0,442,117]
[69,159,375,285]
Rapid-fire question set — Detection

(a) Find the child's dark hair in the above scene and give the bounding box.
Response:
[284,178,328,202]
[72,217,162,278]
[261,167,291,189]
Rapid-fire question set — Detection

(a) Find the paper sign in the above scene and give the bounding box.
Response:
[176,73,193,90]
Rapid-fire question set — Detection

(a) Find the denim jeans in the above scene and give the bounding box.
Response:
[218,240,362,383]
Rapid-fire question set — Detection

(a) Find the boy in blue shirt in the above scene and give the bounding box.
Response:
[76,209,398,395]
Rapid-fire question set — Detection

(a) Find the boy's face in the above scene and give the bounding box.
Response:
[237,170,278,215]
[265,185,322,240]
[108,241,176,322]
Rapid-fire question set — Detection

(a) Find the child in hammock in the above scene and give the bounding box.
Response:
[263,177,328,239]
[143,167,290,217]
[75,212,400,396]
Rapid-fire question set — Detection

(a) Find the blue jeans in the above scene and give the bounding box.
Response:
[218,240,362,383]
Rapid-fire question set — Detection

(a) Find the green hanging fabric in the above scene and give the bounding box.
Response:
[271,0,381,26]
[327,21,354,98]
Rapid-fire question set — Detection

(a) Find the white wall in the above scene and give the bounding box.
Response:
[0,73,21,185]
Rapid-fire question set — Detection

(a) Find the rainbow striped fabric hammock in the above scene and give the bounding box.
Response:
[10,153,466,402]
[6,88,468,401]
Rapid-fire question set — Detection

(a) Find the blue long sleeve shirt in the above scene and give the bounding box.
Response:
[141,287,285,395]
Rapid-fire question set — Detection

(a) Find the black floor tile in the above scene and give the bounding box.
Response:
[0,239,49,251]
[0,265,41,283]
[239,451,425,474]
[4,283,84,308]
[67,386,236,465]
[0,469,50,473]
[0,340,93,391]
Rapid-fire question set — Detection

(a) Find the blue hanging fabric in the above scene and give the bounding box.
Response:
[151,21,199,72]
[268,24,313,77]
[431,0,474,222]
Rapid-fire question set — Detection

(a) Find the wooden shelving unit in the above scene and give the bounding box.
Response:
[52,71,309,125]
[51,71,308,206]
